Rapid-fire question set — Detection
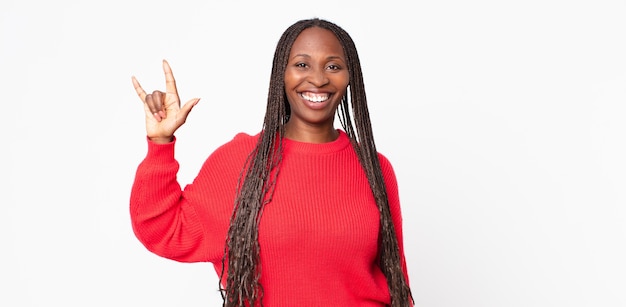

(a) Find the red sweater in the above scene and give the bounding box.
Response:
[130,130,410,306]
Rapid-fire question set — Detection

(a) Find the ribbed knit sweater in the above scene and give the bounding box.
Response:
[130,129,410,306]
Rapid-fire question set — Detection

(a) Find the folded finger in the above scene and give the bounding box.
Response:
[145,93,163,121]
[152,90,165,112]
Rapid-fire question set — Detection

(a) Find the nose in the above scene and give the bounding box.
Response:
[307,67,329,87]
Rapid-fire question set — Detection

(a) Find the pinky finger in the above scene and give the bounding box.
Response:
[131,76,147,102]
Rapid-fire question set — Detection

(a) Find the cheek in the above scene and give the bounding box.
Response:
[335,72,349,87]
[283,69,301,89]
[334,75,350,94]
[283,76,292,89]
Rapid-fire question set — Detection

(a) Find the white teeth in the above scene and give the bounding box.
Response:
[301,92,329,103]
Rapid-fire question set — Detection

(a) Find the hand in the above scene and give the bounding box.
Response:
[132,60,200,143]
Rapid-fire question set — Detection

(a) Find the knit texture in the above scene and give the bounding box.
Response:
[130,130,409,306]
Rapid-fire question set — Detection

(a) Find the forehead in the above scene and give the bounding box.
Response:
[290,27,345,56]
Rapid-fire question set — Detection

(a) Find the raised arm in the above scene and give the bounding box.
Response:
[129,60,207,262]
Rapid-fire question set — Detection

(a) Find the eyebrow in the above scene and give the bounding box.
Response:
[291,54,345,61]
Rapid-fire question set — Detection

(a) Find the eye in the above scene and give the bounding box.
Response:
[326,64,344,72]
[295,62,308,68]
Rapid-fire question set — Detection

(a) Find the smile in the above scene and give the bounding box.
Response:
[300,92,330,103]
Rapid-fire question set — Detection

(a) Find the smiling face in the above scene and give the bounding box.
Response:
[283,26,350,142]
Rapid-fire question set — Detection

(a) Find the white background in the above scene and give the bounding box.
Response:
[1,0,625,306]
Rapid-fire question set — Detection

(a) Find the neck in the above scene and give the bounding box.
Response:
[284,123,339,143]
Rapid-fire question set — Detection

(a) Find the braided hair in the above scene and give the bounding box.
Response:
[219,18,413,307]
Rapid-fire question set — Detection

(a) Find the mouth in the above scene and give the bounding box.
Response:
[300,92,330,103]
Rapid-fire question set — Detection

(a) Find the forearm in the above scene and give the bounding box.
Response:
[129,138,206,262]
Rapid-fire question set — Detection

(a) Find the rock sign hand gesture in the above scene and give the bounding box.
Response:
[132,60,200,144]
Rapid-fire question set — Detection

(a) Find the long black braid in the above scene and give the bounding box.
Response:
[219,18,413,307]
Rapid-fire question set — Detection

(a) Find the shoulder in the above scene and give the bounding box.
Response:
[377,151,396,177]
[376,151,404,218]
[201,132,259,169]
[212,132,259,155]
[228,132,259,147]
[376,151,400,194]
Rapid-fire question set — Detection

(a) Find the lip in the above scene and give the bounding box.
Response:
[298,91,333,110]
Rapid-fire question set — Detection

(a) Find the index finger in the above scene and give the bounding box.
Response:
[162,59,178,96]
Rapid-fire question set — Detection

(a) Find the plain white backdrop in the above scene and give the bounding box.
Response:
[1,0,625,306]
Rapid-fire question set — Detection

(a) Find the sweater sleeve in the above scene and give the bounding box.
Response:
[130,134,256,264]
[379,153,414,305]
[129,137,209,262]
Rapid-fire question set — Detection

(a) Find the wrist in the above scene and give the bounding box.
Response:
[149,136,174,144]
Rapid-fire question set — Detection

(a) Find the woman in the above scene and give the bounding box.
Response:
[130,18,413,306]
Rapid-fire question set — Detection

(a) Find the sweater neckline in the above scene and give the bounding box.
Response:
[282,129,351,155]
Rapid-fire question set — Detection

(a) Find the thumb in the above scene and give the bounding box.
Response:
[179,98,200,119]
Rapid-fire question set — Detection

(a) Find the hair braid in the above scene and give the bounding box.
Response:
[219,18,413,307]
[331,23,414,307]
